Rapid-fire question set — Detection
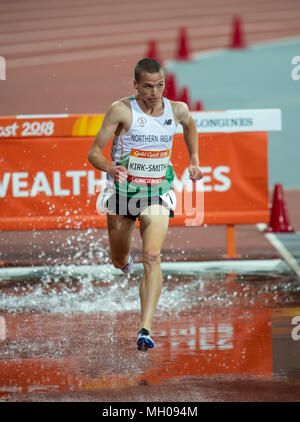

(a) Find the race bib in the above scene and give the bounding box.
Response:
[127,149,170,185]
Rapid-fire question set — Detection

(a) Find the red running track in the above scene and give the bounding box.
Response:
[1,0,300,115]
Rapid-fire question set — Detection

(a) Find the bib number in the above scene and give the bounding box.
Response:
[127,149,170,185]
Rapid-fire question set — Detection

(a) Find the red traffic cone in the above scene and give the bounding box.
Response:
[265,184,295,233]
[176,27,190,61]
[146,39,162,63]
[178,86,191,108]
[229,15,246,49]
[164,73,177,100]
[194,100,204,111]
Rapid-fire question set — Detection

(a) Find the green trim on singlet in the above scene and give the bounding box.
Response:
[115,154,174,198]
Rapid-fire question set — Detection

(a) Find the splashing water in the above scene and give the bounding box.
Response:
[1,230,300,314]
[0,267,299,315]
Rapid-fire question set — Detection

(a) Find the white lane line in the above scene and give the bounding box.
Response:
[0,259,291,281]
[265,233,300,278]
[16,114,69,118]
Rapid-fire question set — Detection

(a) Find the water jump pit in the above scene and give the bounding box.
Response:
[0,256,300,403]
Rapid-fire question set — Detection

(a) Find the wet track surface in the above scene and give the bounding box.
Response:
[0,268,300,402]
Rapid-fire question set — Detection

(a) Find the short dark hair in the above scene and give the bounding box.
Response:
[134,58,165,82]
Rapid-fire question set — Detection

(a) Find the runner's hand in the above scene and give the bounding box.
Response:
[109,165,128,183]
[188,166,203,182]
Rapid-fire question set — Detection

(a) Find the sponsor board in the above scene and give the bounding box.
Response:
[0,129,269,229]
[0,110,281,138]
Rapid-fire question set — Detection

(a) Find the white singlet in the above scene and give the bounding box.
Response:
[110,96,177,198]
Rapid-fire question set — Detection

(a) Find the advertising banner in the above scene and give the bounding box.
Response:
[0,111,281,230]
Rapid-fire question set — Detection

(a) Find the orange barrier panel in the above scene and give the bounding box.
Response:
[0,113,271,230]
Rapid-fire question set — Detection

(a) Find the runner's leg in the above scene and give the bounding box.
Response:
[139,204,169,332]
[107,213,136,269]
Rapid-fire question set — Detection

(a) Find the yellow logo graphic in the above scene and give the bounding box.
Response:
[72,115,104,136]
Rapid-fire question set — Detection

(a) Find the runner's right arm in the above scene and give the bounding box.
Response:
[88,102,128,183]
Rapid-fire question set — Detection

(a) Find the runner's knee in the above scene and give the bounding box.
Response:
[142,249,161,269]
[111,254,129,269]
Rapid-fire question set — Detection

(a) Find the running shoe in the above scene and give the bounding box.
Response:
[137,328,154,351]
[121,255,134,274]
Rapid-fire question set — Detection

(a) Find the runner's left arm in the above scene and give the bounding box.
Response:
[177,102,203,181]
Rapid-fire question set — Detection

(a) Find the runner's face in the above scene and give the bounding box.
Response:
[134,71,165,107]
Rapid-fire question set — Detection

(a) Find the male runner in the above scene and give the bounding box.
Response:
[88,58,202,351]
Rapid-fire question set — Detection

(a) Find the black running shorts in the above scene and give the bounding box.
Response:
[107,193,174,221]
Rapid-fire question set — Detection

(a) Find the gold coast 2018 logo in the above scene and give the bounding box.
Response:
[291,56,300,81]
[0,56,6,81]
